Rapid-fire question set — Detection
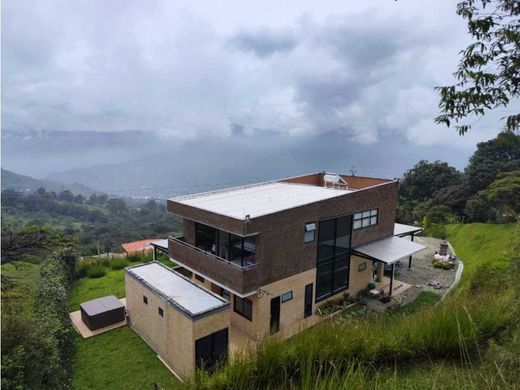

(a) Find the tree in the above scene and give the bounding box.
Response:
[57,190,73,202]
[465,170,520,221]
[465,131,520,193]
[105,198,128,216]
[72,194,85,204]
[399,160,463,203]
[436,0,520,134]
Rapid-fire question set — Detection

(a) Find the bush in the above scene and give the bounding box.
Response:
[424,223,447,239]
[110,258,129,270]
[127,253,149,263]
[86,265,106,278]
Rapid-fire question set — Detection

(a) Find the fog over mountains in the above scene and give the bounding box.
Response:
[2,129,471,199]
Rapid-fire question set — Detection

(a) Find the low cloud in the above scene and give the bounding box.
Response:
[2,0,500,149]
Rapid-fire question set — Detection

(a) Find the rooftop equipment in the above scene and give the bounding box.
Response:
[323,172,348,190]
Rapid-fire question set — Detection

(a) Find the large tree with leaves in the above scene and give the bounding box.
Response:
[436,0,520,134]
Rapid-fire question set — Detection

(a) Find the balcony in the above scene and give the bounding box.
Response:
[168,236,259,295]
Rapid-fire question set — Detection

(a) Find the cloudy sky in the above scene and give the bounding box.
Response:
[2,0,509,151]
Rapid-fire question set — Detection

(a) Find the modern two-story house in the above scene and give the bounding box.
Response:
[125,172,425,379]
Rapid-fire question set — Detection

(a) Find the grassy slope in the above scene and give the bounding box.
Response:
[446,223,516,275]
[193,223,519,389]
[70,268,127,311]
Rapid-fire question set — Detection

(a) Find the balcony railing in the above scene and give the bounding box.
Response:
[168,236,258,270]
[168,236,259,294]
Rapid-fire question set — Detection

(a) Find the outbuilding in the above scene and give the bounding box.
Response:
[125,262,230,380]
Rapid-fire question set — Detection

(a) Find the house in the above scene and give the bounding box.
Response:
[121,238,162,255]
[125,172,425,379]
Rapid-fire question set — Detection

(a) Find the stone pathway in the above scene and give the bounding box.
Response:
[396,236,459,295]
[359,236,460,311]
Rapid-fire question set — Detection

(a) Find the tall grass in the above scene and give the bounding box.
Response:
[191,274,516,389]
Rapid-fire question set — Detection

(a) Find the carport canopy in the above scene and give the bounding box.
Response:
[394,223,423,237]
[353,236,425,265]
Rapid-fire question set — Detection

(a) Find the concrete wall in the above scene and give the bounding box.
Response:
[125,273,230,380]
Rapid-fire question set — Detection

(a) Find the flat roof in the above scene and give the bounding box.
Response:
[394,223,424,237]
[353,236,426,264]
[170,182,353,220]
[151,239,168,251]
[126,262,228,319]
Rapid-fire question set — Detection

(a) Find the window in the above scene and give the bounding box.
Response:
[353,209,378,230]
[220,287,230,301]
[233,296,253,321]
[196,223,217,253]
[195,223,257,268]
[158,307,164,317]
[304,222,316,243]
[195,328,228,371]
[358,262,367,272]
[316,215,352,301]
[143,295,148,304]
[195,274,205,283]
[281,291,293,303]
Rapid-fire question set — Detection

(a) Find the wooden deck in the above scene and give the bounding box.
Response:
[69,298,127,338]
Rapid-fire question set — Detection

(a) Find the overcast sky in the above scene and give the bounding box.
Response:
[2,0,510,150]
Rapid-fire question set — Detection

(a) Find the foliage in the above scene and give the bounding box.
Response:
[1,188,182,255]
[465,131,520,193]
[1,225,73,265]
[110,257,129,270]
[424,223,448,239]
[86,264,107,278]
[435,0,520,134]
[465,170,520,222]
[315,292,353,316]
[397,160,462,224]
[1,249,81,390]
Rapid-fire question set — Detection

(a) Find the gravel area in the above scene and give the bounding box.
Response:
[395,236,459,295]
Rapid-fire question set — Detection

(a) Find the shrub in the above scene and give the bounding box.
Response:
[424,223,447,239]
[110,258,129,270]
[127,253,148,263]
[86,265,106,278]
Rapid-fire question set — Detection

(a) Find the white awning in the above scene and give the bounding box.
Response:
[394,223,423,237]
[151,239,169,251]
[353,236,426,264]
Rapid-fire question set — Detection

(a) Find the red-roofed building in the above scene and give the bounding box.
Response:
[121,239,161,255]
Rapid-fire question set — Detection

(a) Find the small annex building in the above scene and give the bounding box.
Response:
[125,262,230,380]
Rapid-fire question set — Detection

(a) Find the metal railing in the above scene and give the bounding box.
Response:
[168,236,258,271]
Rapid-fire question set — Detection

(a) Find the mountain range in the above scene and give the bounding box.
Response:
[2,129,472,199]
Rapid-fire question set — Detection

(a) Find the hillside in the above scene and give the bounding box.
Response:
[1,169,96,196]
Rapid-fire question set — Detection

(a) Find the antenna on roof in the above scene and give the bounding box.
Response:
[350,165,357,176]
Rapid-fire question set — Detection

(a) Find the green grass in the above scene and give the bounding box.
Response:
[445,222,516,276]
[70,267,127,310]
[72,327,179,390]
[190,223,520,389]
[390,291,441,316]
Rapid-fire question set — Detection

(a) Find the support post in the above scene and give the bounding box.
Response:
[153,246,157,262]
[408,233,415,269]
[388,263,395,297]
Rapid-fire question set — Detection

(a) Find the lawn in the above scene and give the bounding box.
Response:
[70,258,181,389]
[70,257,176,311]
[72,327,180,390]
[1,261,40,313]
[70,267,127,311]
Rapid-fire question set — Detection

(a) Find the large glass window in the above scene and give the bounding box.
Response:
[196,223,217,254]
[194,223,257,267]
[316,215,352,301]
